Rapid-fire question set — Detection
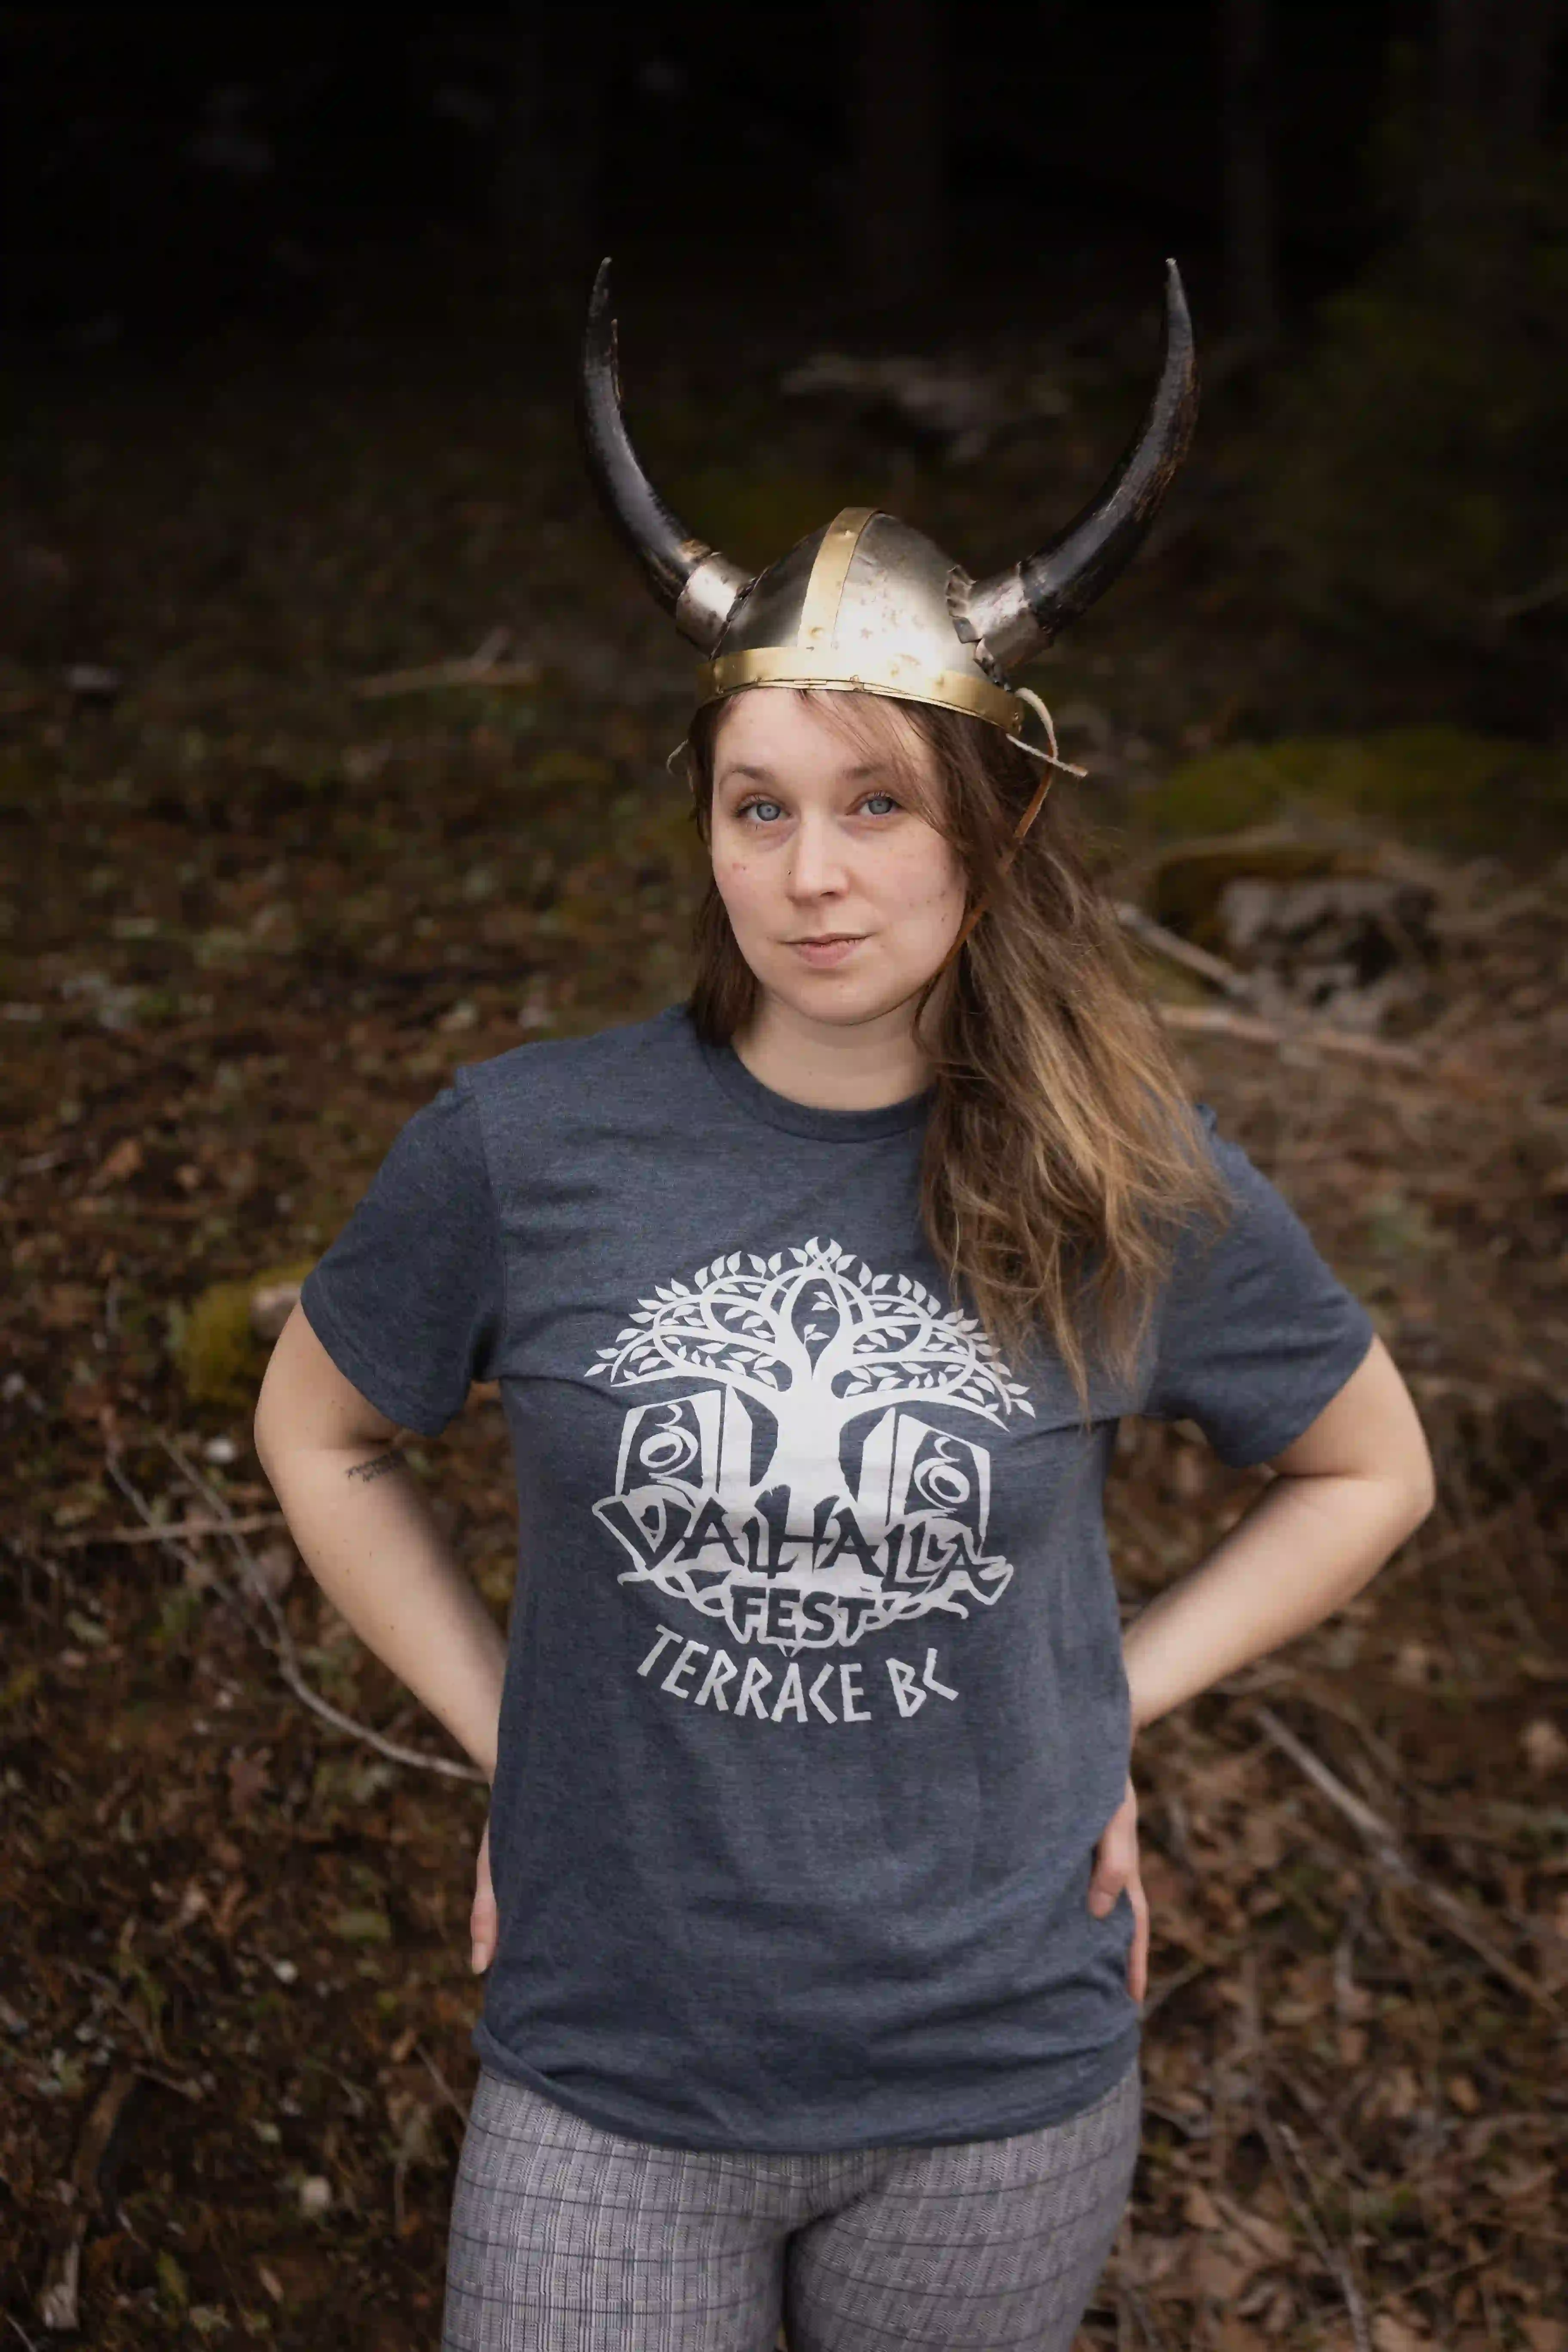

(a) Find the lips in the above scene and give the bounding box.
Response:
[789,934,865,968]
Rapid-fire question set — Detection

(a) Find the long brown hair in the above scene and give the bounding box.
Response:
[684,687,1233,1418]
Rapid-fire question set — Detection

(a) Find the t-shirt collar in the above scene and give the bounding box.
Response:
[692,1018,934,1142]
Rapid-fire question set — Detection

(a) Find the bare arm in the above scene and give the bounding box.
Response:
[253,1303,505,1782]
[1122,1332,1435,1733]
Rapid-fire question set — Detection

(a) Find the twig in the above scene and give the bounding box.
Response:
[1139,2089,1212,2141]
[1120,2281,1172,2352]
[156,1433,487,1784]
[354,658,541,700]
[1139,1948,1231,2024]
[35,2245,80,2342]
[1232,1948,1371,2344]
[1277,1675,1412,1801]
[1369,2244,1498,2315]
[66,1965,168,2067]
[100,1454,209,1586]
[1157,1001,1428,1069]
[1375,1492,1539,1585]
[1253,2091,1372,2352]
[37,2065,138,2332]
[1269,2052,1377,2191]
[1250,1704,1560,2015]
[1109,2209,1173,2352]
[102,1440,485,1786]
[352,628,539,701]
[55,1509,285,1550]
[1492,565,1568,622]
[1114,902,1255,999]
[415,2041,470,2126]
[1430,882,1551,939]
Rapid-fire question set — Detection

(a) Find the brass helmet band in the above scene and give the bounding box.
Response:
[701,645,1026,735]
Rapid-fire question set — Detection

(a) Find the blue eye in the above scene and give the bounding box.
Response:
[734,791,898,824]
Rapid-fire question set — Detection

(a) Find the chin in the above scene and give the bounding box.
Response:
[763,965,925,1028]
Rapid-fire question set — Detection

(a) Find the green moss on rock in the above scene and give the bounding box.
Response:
[528,747,614,793]
[665,467,857,572]
[1147,727,1568,852]
[174,1259,315,1412]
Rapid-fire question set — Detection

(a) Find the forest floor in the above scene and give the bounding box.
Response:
[3,245,1566,2351]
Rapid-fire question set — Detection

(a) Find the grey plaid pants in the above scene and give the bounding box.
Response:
[442,2054,1141,2351]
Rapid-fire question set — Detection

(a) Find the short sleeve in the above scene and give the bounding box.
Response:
[1140,1102,1376,1469]
[298,1071,504,1439]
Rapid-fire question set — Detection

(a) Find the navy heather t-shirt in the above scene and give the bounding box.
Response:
[298,1002,1375,2152]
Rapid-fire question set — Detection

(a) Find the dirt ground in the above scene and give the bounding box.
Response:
[3,253,1566,2349]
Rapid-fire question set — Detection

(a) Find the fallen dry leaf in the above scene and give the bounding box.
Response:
[1520,1715,1568,1774]
[1372,2315,1432,2352]
[87,1136,144,1191]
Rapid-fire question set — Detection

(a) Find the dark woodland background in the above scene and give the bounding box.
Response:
[3,5,1567,2349]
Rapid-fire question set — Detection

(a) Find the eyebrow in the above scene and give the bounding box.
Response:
[716,761,895,787]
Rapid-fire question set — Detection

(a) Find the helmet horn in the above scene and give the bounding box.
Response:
[959,260,1198,674]
[578,258,753,653]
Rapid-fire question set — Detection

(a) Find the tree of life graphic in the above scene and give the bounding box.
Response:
[585,1238,1035,1650]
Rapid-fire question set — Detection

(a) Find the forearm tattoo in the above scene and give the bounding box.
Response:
[346,1445,406,1485]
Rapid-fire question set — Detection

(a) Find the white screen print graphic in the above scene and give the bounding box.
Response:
[587,1239,1035,1650]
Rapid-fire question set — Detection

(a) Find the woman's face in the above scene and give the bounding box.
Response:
[708,689,968,1031]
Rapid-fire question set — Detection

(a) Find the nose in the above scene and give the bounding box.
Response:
[785,808,849,901]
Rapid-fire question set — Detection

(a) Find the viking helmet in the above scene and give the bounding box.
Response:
[578,258,1197,752]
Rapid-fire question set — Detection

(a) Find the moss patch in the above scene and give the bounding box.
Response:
[664,466,858,573]
[527,747,614,794]
[1145,727,1568,854]
[173,1259,315,1412]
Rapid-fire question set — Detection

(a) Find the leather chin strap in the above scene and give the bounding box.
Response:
[924,683,1081,979]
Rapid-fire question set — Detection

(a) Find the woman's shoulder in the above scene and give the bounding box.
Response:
[456,1001,700,1117]
[462,1001,693,1085]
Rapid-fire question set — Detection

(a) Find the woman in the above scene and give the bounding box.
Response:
[254,263,1435,2352]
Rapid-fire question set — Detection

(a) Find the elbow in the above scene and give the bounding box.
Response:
[1405,1482,1437,1547]
[1391,1443,1438,1544]
[1407,1423,1439,1528]
[252,1380,295,1484]
[1411,1463,1439,1528]
[251,1382,278,1470]
[252,1405,282,1490]
[251,1341,301,1477]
